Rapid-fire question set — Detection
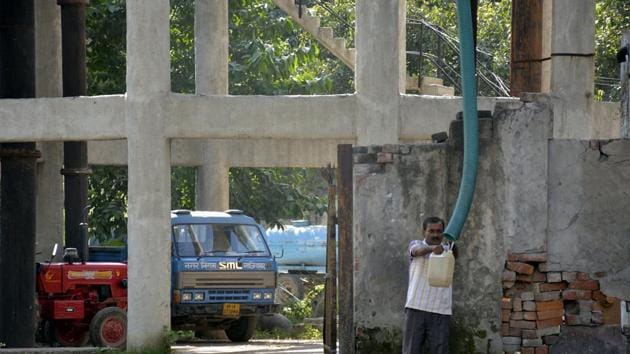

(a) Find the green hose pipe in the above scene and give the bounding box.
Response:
[443,0,479,241]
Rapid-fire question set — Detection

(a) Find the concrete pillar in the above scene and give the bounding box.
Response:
[194,0,229,211]
[549,0,595,139]
[196,142,229,210]
[195,0,228,96]
[125,105,172,351]
[621,31,630,138]
[125,0,172,350]
[355,0,406,145]
[126,0,170,97]
[34,0,64,261]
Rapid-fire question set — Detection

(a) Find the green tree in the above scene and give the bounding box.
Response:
[595,0,630,101]
[87,166,196,241]
[228,0,352,94]
[88,166,127,242]
[86,0,126,95]
[230,168,327,228]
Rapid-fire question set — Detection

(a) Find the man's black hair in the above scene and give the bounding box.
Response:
[422,216,445,231]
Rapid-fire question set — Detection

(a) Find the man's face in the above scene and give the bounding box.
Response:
[423,222,444,245]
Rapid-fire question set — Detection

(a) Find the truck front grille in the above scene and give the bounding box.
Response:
[178,271,275,289]
[207,289,250,301]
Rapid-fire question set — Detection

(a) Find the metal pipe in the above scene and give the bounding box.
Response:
[58,0,91,261]
[443,0,479,241]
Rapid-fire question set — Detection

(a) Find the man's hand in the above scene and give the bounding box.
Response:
[432,245,444,255]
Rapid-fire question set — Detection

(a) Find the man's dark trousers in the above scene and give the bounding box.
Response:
[403,307,450,354]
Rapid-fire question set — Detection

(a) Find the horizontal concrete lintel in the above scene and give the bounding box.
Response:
[88,138,354,167]
[399,95,518,141]
[0,95,126,142]
[2,93,523,144]
[163,93,358,140]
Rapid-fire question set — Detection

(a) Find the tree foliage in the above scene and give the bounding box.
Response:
[230,168,327,228]
[88,166,196,241]
[407,0,627,99]
[595,0,630,101]
[228,0,352,94]
[88,166,127,241]
[86,0,126,95]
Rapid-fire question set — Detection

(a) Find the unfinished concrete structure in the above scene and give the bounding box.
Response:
[0,0,626,351]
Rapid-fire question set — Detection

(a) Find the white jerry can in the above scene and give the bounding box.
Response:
[427,250,455,287]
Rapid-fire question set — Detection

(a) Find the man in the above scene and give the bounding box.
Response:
[403,216,457,354]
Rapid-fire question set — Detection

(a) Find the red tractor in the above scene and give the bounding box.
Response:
[36,246,128,349]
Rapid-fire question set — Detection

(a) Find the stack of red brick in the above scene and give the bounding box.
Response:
[500,252,617,354]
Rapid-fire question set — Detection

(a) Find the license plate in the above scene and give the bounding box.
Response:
[223,303,240,317]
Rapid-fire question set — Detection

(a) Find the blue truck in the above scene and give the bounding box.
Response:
[90,209,278,342]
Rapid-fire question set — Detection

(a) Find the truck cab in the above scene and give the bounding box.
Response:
[170,209,278,342]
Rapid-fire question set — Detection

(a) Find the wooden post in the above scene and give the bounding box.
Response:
[337,144,353,353]
[323,167,337,354]
[511,0,544,96]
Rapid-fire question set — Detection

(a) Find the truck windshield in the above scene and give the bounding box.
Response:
[173,224,270,257]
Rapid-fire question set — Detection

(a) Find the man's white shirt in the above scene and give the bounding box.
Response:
[405,239,453,315]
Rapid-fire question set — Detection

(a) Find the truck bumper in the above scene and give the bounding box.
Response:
[172,303,279,318]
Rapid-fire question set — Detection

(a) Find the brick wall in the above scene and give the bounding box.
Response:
[501,252,620,353]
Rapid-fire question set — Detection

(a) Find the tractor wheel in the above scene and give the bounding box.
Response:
[89,307,127,349]
[276,274,304,304]
[225,316,258,342]
[51,320,90,347]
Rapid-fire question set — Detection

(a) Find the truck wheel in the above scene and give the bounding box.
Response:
[51,320,90,347]
[225,316,258,342]
[89,307,127,349]
[276,274,304,304]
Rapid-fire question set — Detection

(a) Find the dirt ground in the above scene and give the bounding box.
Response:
[172,339,324,354]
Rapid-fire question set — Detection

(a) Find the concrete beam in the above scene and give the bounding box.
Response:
[4,91,617,145]
[400,96,517,141]
[355,0,406,145]
[89,138,351,168]
[164,94,357,139]
[0,96,126,141]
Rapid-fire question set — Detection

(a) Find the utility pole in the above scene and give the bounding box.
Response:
[58,0,91,260]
